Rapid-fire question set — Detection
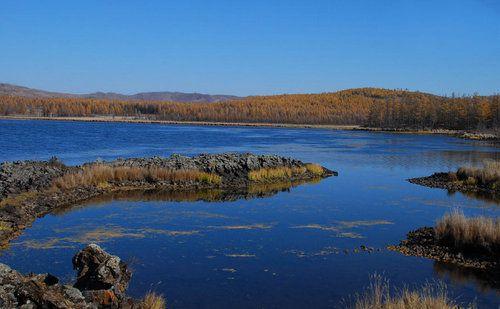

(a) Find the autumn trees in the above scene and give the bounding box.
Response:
[0,88,498,131]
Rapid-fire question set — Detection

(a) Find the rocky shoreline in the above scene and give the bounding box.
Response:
[0,153,335,248]
[388,227,499,288]
[409,172,499,200]
[0,244,145,308]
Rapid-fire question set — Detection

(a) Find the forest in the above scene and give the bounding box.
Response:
[0,88,498,131]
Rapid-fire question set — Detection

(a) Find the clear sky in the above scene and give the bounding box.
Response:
[1,0,499,96]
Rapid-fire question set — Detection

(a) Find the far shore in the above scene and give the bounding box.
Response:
[0,115,497,141]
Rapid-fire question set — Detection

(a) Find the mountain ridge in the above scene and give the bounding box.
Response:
[0,83,241,103]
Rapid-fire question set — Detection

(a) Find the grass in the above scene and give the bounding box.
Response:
[138,292,166,309]
[435,210,500,254]
[51,164,221,190]
[0,191,38,208]
[248,164,323,182]
[452,161,500,190]
[305,163,324,175]
[353,275,467,309]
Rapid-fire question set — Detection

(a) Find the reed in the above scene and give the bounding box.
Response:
[353,275,465,309]
[305,163,324,175]
[454,161,500,190]
[248,165,323,182]
[138,292,166,309]
[435,210,500,253]
[51,164,221,190]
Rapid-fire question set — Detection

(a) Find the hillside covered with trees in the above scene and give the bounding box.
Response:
[0,88,498,131]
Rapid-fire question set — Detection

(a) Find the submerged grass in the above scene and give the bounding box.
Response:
[435,210,499,253]
[353,275,469,309]
[52,164,221,190]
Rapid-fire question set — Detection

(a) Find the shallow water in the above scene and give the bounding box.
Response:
[0,119,499,308]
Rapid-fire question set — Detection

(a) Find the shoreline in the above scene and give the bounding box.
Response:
[0,115,497,141]
[0,154,334,248]
[409,172,499,202]
[388,227,499,288]
[0,115,360,130]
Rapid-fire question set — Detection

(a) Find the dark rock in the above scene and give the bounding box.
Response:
[0,244,136,308]
[0,159,71,199]
[73,244,131,305]
[0,263,87,308]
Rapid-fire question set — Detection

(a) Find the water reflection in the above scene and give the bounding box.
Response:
[434,261,500,293]
[445,189,500,205]
[53,178,322,216]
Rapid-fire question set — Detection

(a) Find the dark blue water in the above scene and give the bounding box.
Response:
[0,119,498,308]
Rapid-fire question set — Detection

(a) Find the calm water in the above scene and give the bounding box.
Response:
[0,119,499,308]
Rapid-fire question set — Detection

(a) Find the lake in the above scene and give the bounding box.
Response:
[0,119,498,308]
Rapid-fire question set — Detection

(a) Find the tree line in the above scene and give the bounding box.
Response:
[0,88,498,130]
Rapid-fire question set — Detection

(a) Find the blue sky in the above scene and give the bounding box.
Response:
[1,0,499,96]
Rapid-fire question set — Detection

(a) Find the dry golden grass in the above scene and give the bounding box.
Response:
[248,165,322,182]
[455,161,500,189]
[305,163,324,175]
[435,210,500,253]
[139,292,166,309]
[353,275,465,309]
[0,191,38,208]
[51,165,221,190]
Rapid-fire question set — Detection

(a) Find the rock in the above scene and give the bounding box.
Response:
[0,263,88,308]
[73,244,131,305]
[0,159,70,199]
[0,244,135,308]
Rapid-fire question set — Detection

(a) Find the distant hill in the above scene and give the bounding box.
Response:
[1,85,498,133]
[0,83,241,103]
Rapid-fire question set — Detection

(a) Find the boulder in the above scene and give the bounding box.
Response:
[73,244,132,306]
[0,244,133,308]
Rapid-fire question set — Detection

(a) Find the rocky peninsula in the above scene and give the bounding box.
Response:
[389,212,499,289]
[0,153,335,248]
[409,162,500,201]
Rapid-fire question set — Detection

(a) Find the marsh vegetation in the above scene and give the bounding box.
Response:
[435,210,499,255]
[353,275,469,309]
[453,161,500,190]
[51,164,222,191]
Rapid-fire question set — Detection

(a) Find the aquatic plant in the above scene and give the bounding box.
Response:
[139,292,166,309]
[51,165,221,190]
[353,275,467,309]
[435,210,500,254]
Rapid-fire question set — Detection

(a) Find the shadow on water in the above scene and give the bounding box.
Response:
[445,189,500,206]
[434,262,500,293]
